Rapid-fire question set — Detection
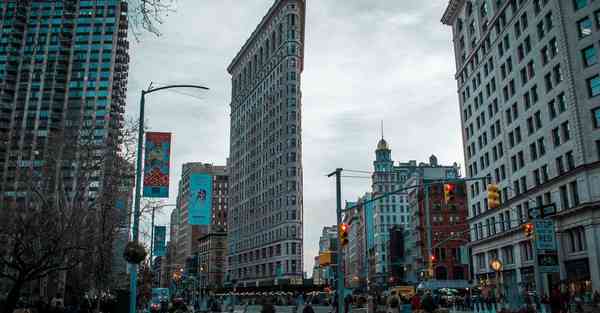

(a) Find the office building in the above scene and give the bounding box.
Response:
[404,177,469,285]
[442,0,600,307]
[197,232,227,289]
[0,0,129,297]
[371,136,460,287]
[226,0,305,286]
[316,225,338,286]
[174,162,228,272]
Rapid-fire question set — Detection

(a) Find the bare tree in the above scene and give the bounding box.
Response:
[0,117,140,313]
[127,0,177,40]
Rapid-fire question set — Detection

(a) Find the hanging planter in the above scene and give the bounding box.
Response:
[123,241,147,264]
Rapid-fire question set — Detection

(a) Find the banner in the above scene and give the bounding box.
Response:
[153,226,166,257]
[143,132,171,198]
[189,173,212,225]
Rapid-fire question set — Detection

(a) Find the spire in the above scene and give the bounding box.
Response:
[377,120,389,150]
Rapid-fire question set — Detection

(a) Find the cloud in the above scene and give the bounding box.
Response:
[128,0,462,274]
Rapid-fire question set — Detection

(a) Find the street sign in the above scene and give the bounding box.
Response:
[538,252,559,273]
[528,204,557,219]
[541,204,557,218]
[534,219,557,251]
[528,207,541,219]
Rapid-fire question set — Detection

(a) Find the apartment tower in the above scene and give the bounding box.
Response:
[0,0,129,296]
[226,0,305,286]
[443,0,600,306]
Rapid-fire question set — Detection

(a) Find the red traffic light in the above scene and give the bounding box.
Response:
[430,255,436,262]
[341,223,348,232]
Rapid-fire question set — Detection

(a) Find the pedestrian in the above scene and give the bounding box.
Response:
[386,292,399,313]
[209,298,221,313]
[411,292,421,312]
[344,294,353,313]
[594,290,600,308]
[303,302,315,313]
[331,295,338,313]
[260,298,275,313]
[420,292,436,313]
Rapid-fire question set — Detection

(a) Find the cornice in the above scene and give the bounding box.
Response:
[441,0,466,26]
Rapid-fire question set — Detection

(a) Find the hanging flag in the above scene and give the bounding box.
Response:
[189,173,212,225]
[153,226,166,257]
[143,132,171,198]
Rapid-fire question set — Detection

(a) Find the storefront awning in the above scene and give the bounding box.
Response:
[417,280,474,290]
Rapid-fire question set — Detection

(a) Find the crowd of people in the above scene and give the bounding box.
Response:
[7,292,118,313]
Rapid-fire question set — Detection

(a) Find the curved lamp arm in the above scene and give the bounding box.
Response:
[144,84,209,96]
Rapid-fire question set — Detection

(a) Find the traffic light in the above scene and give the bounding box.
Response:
[430,254,437,263]
[339,223,349,247]
[522,222,534,237]
[487,184,501,209]
[443,183,456,204]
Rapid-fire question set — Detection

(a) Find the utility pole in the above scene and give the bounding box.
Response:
[424,182,433,279]
[328,168,344,313]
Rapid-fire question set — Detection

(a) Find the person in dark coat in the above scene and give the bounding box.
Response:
[260,298,275,313]
[302,302,315,313]
[421,292,437,313]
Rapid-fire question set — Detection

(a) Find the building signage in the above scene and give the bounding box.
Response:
[143,132,171,198]
[189,173,212,225]
[538,252,559,273]
[534,219,557,251]
[153,226,166,257]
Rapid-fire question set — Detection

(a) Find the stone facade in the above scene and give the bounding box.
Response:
[227,0,305,286]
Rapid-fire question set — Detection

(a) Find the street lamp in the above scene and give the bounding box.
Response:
[490,258,503,306]
[130,84,209,313]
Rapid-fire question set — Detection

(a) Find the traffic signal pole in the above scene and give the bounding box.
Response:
[424,183,433,279]
[328,168,345,313]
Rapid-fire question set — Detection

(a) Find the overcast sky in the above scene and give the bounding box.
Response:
[128,0,463,274]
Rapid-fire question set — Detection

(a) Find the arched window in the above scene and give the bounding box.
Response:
[435,266,448,280]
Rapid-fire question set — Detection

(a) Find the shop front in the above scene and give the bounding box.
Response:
[502,269,520,309]
[565,258,592,301]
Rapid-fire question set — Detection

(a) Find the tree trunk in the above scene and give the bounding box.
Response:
[2,280,24,313]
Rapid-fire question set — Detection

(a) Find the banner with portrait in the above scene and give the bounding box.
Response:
[189,173,212,225]
[143,132,171,198]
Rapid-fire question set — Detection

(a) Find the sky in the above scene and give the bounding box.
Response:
[127,0,463,274]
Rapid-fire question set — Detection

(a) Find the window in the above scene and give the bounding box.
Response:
[538,137,546,156]
[588,75,600,97]
[579,17,593,38]
[593,107,600,128]
[562,122,571,141]
[556,156,565,174]
[560,184,570,209]
[502,246,515,264]
[549,100,557,119]
[582,45,597,67]
[566,151,575,170]
[570,180,580,206]
[566,227,586,253]
[553,128,561,146]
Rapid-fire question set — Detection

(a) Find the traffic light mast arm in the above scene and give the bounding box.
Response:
[342,176,489,212]
[432,217,537,250]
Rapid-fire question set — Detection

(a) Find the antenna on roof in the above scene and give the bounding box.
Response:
[381,120,384,139]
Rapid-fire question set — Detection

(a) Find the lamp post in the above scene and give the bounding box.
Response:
[490,258,503,308]
[149,203,176,288]
[130,84,209,313]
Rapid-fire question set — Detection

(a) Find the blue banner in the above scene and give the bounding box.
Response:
[189,173,212,225]
[153,226,166,257]
[143,132,171,198]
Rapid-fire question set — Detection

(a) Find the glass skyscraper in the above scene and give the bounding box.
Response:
[0,0,129,296]
[0,0,128,201]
